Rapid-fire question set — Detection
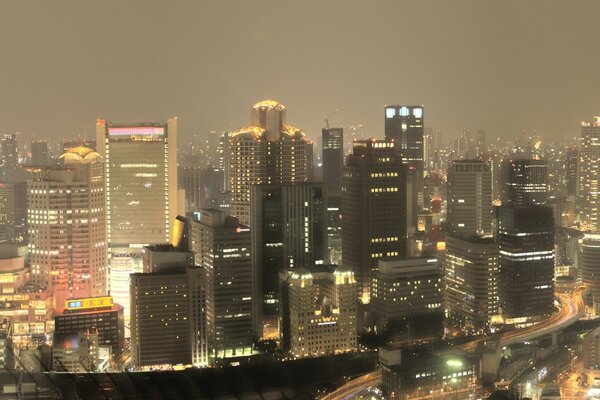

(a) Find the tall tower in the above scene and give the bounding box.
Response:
[322,127,344,264]
[580,118,600,231]
[342,140,407,304]
[498,205,554,323]
[1,133,18,171]
[446,160,493,237]
[384,105,424,209]
[96,118,178,325]
[228,100,313,226]
[31,140,49,166]
[27,147,107,307]
[191,209,254,359]
[251,182,325,328]
[502,158,547,206]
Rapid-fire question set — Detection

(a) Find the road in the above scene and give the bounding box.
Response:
[320,371,381,400]
[460,287,586,352]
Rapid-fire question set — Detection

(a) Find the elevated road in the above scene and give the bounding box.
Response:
[321,371,381,400]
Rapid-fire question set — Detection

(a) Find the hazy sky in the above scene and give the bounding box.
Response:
[1,0,600,144]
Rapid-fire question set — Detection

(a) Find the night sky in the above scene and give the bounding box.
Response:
[1,0,599,143]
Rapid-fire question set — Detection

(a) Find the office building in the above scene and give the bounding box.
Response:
[27,147,106,307]
[30,140,49,166]
[96,118,178,324]
[502,158,548,206]
[446,160,493,237]
[229,100,313,226]
[384,105,425,208]
[279,266,357,358]
[1,133,18,170]
[191,209,254,358]
[54,296,124,356]
[582,233,600,316]
[580,118,600,231]
[142,245,194,273]
[130,266,206,368]
[342,140,407,304]
[52,330,99,372]
[370,257,444,340]
[0,180,27,243]
[444,235,499,333]
[251,183,325,321]
[498,205,555,323]
[322,127,344,264]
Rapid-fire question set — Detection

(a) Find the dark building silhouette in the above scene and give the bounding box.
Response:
[502,158,547,206]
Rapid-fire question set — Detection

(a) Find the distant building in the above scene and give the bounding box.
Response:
[580,118,600,231]
[27,147,107,307]
[191,209,254,360]
[251,183,325,321]
[52,330,99,373]
[342,140,408,304]
[279,266,357,358]
[444,235,499,333]
[228,100,313,226]
[498,206,555,323]
[322,127,343,265]
[1,133,18,171]
[446,160,493,237]
[0,180,27,244]
[54,296,124,356]
[30,140,49,166]
[502,158,548,206]
[130,266,206,368]
[370,257,444,340]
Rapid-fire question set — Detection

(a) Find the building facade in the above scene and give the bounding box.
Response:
[446,160,493,237]
[228,100,313,226]
[581,232,600,316]
[322,127,344,265]
[580,118,600,231]
[502,158,548,206]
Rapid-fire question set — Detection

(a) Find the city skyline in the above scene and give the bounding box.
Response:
[1,1,600,143]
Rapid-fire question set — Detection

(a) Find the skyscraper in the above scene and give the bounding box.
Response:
[580,118,600,231]
[27,146,107,307]
[446,160,493,237]
[1,133,18,171]
[384,105,424,208]
[228,100,313,226]
[0,180,27,244]
[251,183,325,325]
[322,127,344,265]
[191,209,254,359]
[30,140,49,166]
[498,205,555,323]
[342,140,407,304]
[95,118,178,324]
[581,233,600,316]
[444,235,499,333]
[502,158,548,206]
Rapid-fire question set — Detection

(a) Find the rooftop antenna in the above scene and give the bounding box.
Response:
[324,109,339,129]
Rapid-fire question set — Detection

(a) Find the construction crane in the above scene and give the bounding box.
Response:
[323,109,339,129]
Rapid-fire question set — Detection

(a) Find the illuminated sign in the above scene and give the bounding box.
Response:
[65,296,113,311]
[108,127,165,137]
[385,108,396,119]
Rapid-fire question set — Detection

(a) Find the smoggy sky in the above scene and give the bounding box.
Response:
[1,0,599,145]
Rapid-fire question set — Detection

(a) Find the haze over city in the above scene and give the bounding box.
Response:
[2,0,600,142]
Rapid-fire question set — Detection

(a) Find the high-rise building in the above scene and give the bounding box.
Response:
[566,146,578,197]
[130,266,206,368]
[279,266,357,358]
[502,158,548,206]
[1,133,18,171]
[30,140,49,166]
[251,183,325,321]
[444,235,499,333]
[322,127,344,264]
[370,257,444,340]
[384,105,424,208]
[498,205,555,323]
[342,140,407,304]
[581,232,600,316]
[228,100,313,226]
[142,244,194,273]
[580,118,600,231]
[95,118,178,324]
[27,147,107,307]
[0,180,27,244]
[446,160,493,237]
[191,209,254,359]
